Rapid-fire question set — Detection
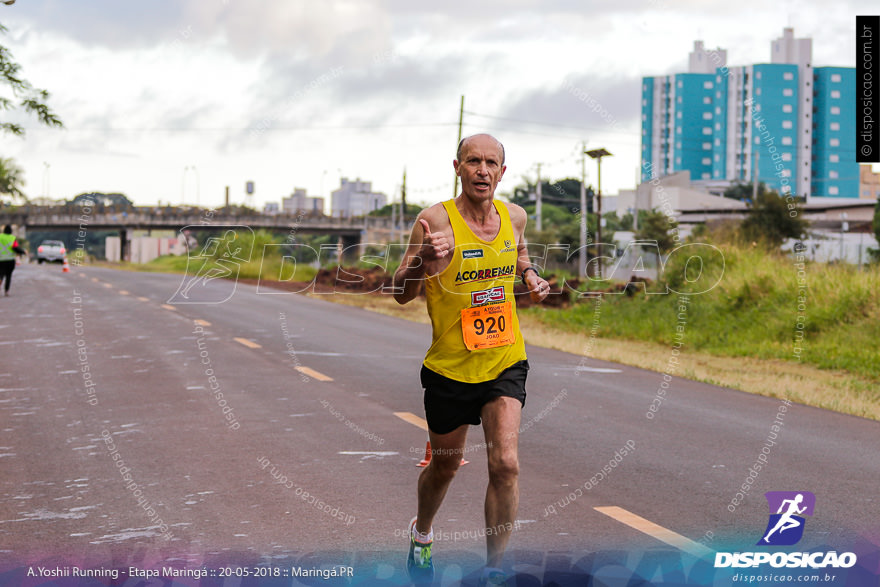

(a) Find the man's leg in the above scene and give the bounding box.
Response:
[0,263,12,293]
[481,396,522,568]
[415,424,469,535]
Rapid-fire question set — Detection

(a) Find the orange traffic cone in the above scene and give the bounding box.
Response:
[416,440,469,468]
[62,258,70,273]
[417,441,432,467]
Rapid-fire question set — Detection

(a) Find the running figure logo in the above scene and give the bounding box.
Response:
[168,226,254,304]
[757,491,816,546]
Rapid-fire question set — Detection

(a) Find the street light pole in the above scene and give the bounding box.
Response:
[535,163,543,232]
[579,143,587,279]
[193,166,200,208]
[586,148,612,279]
[42,162,50,200]
[181,166,188,205]
[182,165,200,207]
[454,95,464,199]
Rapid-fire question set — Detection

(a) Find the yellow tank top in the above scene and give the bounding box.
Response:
[423,199,527,383]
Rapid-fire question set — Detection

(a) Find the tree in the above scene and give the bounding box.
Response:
[520,202,590,267]
[870,197,880,262]
[0,24,63,137]
[368,203,423,218]
[71,192,134,210]
[739,189,808,249]
[723,181,764,202]
[625,209,679,285]
[510,177,592,215]
[0,157,24,201]
[634,209,678,253]
[0,23,63,204]
[874,197,880,248]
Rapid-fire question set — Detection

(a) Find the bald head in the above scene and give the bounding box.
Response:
[457,133,505,166]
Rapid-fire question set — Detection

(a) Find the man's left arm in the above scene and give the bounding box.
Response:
[508,203,550,303]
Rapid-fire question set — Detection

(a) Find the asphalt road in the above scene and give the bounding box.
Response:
[1,262,878,585]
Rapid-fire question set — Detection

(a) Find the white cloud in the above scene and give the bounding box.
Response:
[0,0,869,208]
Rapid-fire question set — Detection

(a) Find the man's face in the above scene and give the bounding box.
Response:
[454,135,506,202]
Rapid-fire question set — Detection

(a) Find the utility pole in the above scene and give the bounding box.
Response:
[579,143,588,279]
[401,167,407,230]
[587,148,612,280]
[595,161,601,279]
[453,95,464,198]
[536,163,543,232]
[391,188,397,242]
[753,148,759,201]
[633,165,640,232]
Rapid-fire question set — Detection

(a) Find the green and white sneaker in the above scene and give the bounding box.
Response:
[406,517,434,584]
[479,567,509,586]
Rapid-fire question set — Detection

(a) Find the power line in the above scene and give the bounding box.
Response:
[17,122,459,132]
[464,110,637,136]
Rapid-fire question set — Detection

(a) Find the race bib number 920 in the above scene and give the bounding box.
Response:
[461,300,515,351]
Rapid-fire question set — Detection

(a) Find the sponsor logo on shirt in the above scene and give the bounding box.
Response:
[471,286,506,306]
[454,264,516,285]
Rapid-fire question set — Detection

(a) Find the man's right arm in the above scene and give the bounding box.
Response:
[392,220,427,305]
[392,213,449,305]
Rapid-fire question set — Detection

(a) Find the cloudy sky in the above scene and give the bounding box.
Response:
[0,1,872,211]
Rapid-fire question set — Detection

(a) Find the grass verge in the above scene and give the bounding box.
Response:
[113,241,879,421]
[322,290,880,422]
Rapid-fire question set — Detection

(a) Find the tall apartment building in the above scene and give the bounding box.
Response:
[812,67,856,198]
[641,28,857,201]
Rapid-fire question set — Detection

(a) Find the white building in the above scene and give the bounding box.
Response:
[688,40,727,74]
[770,27,813,200]
[282,188,325,215]
[331,178,387,218]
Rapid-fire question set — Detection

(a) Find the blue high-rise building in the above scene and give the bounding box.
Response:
[641,28,857,201]
[640,72,715,180]
[812,67,857,198]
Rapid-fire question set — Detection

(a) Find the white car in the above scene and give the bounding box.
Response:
[36,240,66,263]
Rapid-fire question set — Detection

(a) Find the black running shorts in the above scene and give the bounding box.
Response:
[420,360,528,435]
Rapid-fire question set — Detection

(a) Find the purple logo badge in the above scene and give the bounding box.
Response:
[757,491,816,546]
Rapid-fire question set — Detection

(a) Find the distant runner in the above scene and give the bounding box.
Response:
[392,133,550,585]
[0,225,27,297]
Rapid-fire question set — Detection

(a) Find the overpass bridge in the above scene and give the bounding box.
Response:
[0,207,409,261]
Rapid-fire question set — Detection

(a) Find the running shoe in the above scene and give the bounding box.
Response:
[478,567,509,586]
[406,517,434,584]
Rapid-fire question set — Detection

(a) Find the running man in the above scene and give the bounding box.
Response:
[762,493,807,543]
[393,133,550,584]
